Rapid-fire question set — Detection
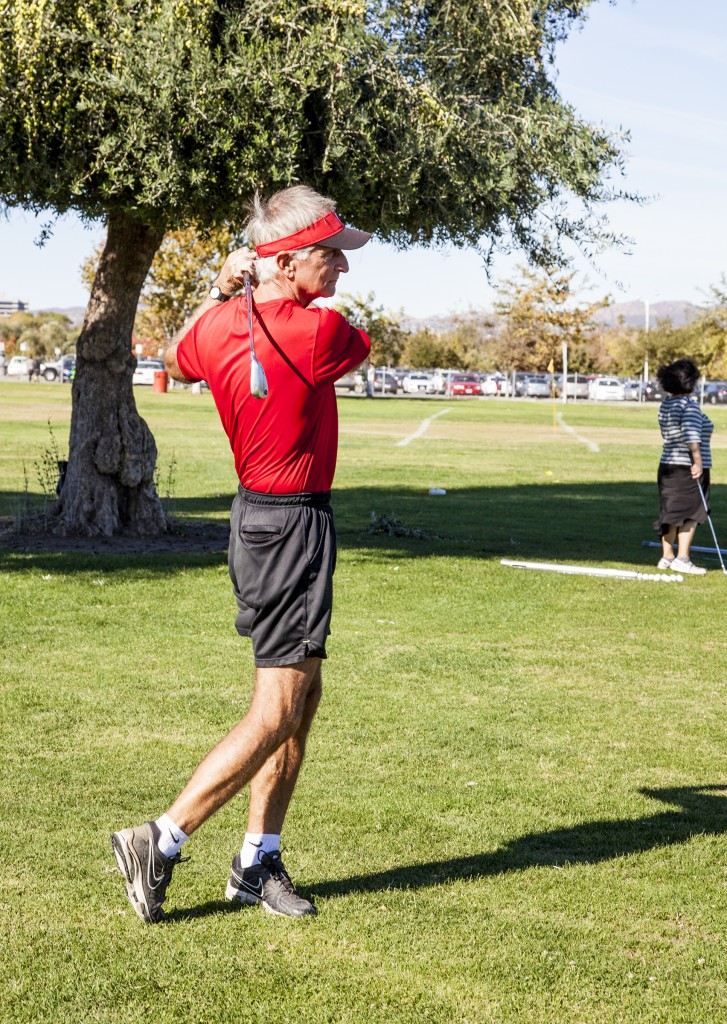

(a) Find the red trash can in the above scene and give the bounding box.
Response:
[153,370,168,393]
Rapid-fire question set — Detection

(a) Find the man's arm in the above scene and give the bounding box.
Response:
[164,247,257,382]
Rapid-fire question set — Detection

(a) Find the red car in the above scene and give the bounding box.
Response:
[447,373,483,396]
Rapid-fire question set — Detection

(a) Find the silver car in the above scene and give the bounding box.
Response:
[524,375,552,398]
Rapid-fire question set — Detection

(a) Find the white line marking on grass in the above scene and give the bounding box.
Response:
[396,408,452,447]
[557,413,600,452]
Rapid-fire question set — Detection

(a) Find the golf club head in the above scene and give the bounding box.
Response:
[250,356,269,399]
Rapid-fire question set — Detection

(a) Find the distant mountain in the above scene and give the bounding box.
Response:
[593,300,702,329]
[400,299,703,335]
[33,305,86,325]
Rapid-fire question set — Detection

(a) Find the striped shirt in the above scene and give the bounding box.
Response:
[658,395,713,468]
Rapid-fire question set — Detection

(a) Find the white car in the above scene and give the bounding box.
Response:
[133,358,165,385]
[481,373,511,396]
[6,355,29,376]
[588,376,625,401]
[556,373,590,399]
[401,372,433,394]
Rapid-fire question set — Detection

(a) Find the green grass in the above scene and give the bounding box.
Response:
[1,384,725,1023]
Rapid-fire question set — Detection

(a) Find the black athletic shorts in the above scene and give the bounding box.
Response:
[228,486,336,667]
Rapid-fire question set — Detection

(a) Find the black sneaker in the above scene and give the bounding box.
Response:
[111,821,183,924]
[225,850,316,917]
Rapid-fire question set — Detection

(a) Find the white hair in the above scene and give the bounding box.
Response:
[245,185,337,284]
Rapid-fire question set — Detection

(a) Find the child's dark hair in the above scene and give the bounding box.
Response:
[656,359,700,396]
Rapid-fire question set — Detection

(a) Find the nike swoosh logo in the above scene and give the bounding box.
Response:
[235,876,264,896]
[170,832,180,844]
[148,855,166,887]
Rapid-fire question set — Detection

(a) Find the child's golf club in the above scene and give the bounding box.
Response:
[244,271,268,399]
[696,477,727,574]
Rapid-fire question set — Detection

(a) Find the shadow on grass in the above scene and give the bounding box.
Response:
[164,787,725,919]
[306,785,726,899]
[5,480,724,574]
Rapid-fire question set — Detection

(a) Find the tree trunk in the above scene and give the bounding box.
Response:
[56,212,166,536]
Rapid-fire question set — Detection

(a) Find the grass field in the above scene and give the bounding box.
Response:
[1,383,725,1024]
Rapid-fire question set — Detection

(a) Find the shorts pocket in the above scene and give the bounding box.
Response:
[240,505,287,547]
[242,525,282,544]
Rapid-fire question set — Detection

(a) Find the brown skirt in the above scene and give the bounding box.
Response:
[653,464,711,535]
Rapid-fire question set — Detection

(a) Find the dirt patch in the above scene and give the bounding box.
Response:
[0,515,230,556]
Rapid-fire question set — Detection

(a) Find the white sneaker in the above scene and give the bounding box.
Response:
[657,557,674,570]
[671,557,707,576]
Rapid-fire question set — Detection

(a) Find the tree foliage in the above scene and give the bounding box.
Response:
[1,0,627,255]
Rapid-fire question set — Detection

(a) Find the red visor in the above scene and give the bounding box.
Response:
[255,211,370,257]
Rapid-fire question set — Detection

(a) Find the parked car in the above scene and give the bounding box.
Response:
[642,379,665,402]
[513,372,530,397]
[401,372,433,394]
[704,381,727,404]
[588,376,625,401]
[524,375,552,398]
[6,355,29,377]
[481,373,511,396]
[40,354,76,382]
[555,373,590,399]
[133,358,165,385]
[334,368,360,391]
[622,378,642,401]
[446,373,482,396]
[369,369,398,394]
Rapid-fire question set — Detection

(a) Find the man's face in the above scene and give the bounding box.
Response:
[292,245,349,305]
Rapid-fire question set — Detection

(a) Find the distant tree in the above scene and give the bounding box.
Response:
[1,0,629,535]
[695,275,727,377]
[334,293,405,367]
[443,316,499,371]
[494,266,609,372]
[0,311,76,359]
[401,328,466,370]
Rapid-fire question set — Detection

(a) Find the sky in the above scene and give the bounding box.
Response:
[1,0,726,319]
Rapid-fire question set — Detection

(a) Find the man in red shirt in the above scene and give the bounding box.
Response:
[112,185,371,921]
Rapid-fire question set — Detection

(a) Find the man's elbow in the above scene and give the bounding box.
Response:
[164,344,189,383]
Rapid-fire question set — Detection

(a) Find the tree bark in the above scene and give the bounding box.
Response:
[56,211,167,536]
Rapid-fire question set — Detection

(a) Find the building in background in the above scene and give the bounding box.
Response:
[0,297,28,316]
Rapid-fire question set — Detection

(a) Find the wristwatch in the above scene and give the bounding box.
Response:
[209,284,232,301]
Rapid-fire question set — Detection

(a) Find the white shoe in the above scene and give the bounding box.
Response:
[657,557,674,570]
[671,557,707,576]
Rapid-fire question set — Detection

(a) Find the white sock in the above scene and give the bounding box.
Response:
[239,833,281,868]
[154,813,189,858]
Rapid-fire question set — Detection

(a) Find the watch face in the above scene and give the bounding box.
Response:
[209,286,222,299]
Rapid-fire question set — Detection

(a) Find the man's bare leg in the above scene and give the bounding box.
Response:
[166,657,322,836]
[112,658,322,922]
[246,661,322,835]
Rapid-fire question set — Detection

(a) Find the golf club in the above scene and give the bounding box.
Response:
[695,477,727,574]
[244,271,268,399]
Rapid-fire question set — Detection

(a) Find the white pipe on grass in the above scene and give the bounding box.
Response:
[641,540,727,556]
[501,559,684,582]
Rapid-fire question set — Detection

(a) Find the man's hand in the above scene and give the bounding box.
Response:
[213,246,257,297]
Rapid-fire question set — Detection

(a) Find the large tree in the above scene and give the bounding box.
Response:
[0,0,628,535]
